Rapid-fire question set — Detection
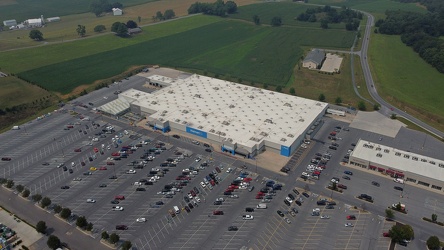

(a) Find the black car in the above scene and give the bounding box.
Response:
[246,207,254,212]
[172,134,180,139]
[316,200,326,205]
[61,186,70,189]
[156,201,164,205]
[302,192,310,198]
[371,181,380,187]
[291,207,298,214]
[293,188,300,195]
[295,200,302,206]
[342,175,351,180]
[214,201,222,205]
[184,196,190,203]
[111,200,119,204]
[328,146,337,150]
[205,148,212,152]
[99,184,107,187]
[228,226,238,231]
[277,210,285,217]
[88,157,93,162]
[115,225,128,230]
[68,169,73,174]
[288,194,295,200]
[398,241,408,246]
[193,187,199,194]
[394,186,404,191]
[325,205,335,209]
[223,191,232,195]
[185,206,191,213]
[109,175,117,179]
[204,143,210,147]
[136,187,146,191]
[327,201,336,205]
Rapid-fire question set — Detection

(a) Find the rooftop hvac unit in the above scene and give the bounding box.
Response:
[159,118,164,121]
[198,126,203,129]
[280,138,287,142]
[287,134,294,138]
[175,119,180,122]
[221,132,226,136]
[151,101,157,105]
[299,119,305,122]
[182,121,187,124]
[229,105,235,108]
[210,129,215,133]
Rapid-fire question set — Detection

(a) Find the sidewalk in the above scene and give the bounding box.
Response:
[0,189,107,250]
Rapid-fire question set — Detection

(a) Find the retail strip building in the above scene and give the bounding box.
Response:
[117,74,328,157]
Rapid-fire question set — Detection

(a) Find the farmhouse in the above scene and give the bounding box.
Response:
[110,74,327,157]
[3,19,17,27]
[302,49,325,69]
[112,8,123,16]
[349,139,444,192]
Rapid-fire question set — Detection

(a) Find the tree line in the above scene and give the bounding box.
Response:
[188,0,237,17]
[296,5,363,30]
[90,0,123,17]
[375,7,444,73]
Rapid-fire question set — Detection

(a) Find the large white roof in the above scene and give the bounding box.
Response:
[124,74,327,148]
[351,139,444,181]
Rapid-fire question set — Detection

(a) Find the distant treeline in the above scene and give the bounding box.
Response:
[188,0,238,17]
[90,0,123,17]
[376,4,444,73]
[296,6,363,31]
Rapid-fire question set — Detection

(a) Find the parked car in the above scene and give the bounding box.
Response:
[228,226,238,231]
[371,181,380,187]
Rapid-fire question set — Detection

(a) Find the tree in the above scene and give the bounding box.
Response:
[390,113,397,119]
[60,208,71,219]
[22,189,30,198]
[36,221,47,234]
[163,9,176,20]
[385,209,394,219]
[432,213,438,222]
[121,241,132,250]
[427,236,440,250]
[29,29,44,41]
[86,222,93,231]
[76,25,86,37]
[389,225,405,243]
[76,216,88,229]
[357,101,366,111]
[109,233,120,244]
[155,11,164,21]
[331,182,337,190]
[401,224,414,240]
[5,179,14,188]
[252,15,260,25]
[335,97,342,105]
[54,204,62,214]
[395,202,402,211]
[111,22,128,37]
[94,25,106,33]
[289,87,296,95]
[16,184,24,193]
[225,1,237,14]
[271,16,282,27]
[276,86,282,92]
[318,93,326,102]
[101,231,110,240]
[32,194,42,202]
[126,20,138,29]
[40,197,52,208]
[47,235,61,250]
[321,19,329,29]
[373,104,380,110]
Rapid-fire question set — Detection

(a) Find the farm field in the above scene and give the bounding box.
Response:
[0,77,51,109]
[13,18,355,94]
[0,0,258,51]
[229,2,345,29]
[369,33,444,132]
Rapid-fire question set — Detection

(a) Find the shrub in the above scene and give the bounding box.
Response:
[36,221,47,234]
[53,204,62,214]
[60,208,71,219]
[40,197,51,208]
[31,194,42,202]
[426,236,440,250]
[16,184,24,193]
[22,189,30,198]
[101,231,109,240]
[109,233,119,244]
[5,179,14,188]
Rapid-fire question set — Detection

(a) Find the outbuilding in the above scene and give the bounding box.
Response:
[3,19,17,27]
[112,8,123,16]
[302,49,326,69]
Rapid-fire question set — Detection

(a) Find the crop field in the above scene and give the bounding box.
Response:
[229,2,346,29]
[15,18,355,94]
[0,77,51,108]
[0,0,154,21]
[369,33,444,130]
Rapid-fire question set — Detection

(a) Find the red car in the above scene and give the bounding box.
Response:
[346,215,356,220]
[225,188,234,193]
[93,148,99,153]
[255,195,263,199]
[383,232,390,237]
[111,152,120,156]
[106,162,115,165]
[190,190,196,197]
[338,184,348,189]
[99,166,107,170]
[318,165,326,169]
[330,132,336,136]
[257,192,265,196]
[229,185,239,189]
[74,148,81,152]
[244,178,253,182]
[210,180,215,186]
[213,210,224,215]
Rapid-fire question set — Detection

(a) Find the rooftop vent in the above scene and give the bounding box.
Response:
[168,90,174,94]
[260,132,268,136]
[299,119,305,122]
[182,110,189,114]
[280,138,287,142]
[151,101,157,105]
[222,121,230,126]
[181,121,187,125]
[175,119,180,122]
[229,105,235,109]
[202,113,208,117]
[194,94,201,98]
[264,119,273,124]
[198,126,203,129]
[209,129,215,133]
[213,87,219,90]
[284,103,292,107]
[287,134,294,138]
[158,118,164,121]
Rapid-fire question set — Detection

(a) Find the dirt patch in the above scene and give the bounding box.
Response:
[0,0,17,6]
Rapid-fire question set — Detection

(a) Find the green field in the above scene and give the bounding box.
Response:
[0,77,51,108]
[369,33,444,130]
[229,2,345,29]
[308,0,426,13]
[10,16,354,94]
[0,0,154,21]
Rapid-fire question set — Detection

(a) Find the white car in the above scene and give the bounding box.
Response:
[285,197,293,203]
[261,199,271,203]
[226,168,232,173]
[301,172,310,177]
[308,164,316,168]
[195,197,201,203]
[126,170,136,174]
[301,144,308,149]
[86,199,96,203]
[112,206,124,211]
[136,218,146,222]
[216,198,224,202]
[200,182,206,188]
[242,215,254,220]
[321,215,330,219]
[73,177,82,181]
[239,186,247,190]
[285,218,291,224]
[230,194,239,199]
[330,178,339,184]
[312,208,320,213]
[188,193,193,199]
[393,178,404,184]
[345,223,354,227]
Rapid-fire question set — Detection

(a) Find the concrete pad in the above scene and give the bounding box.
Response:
[349,111,405,138]
[320,53,343,73]
[0,207,43,248]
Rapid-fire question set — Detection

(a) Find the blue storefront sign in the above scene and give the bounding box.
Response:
[186,126,207,138]
[280,145,291,157]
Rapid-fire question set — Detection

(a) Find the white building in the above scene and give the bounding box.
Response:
[46,17,61,22]
[349,139,444,192]
[3,19,17,27]
[116,74,327,157]
[112,8,123,16]
[26,18,43,27]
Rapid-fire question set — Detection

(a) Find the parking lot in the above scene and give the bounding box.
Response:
[1,71,444,249]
